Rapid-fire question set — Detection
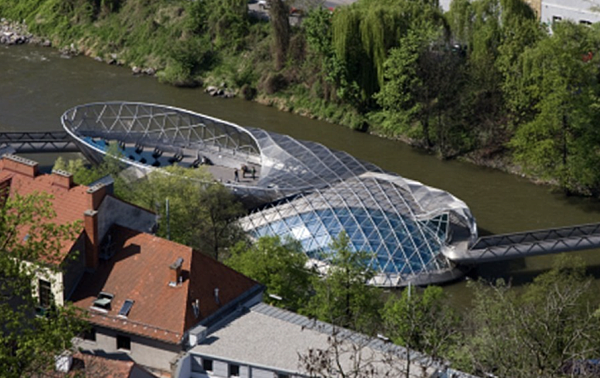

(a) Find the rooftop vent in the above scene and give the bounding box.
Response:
[118,299,134,318]
[91,292,114,313]
[214,288,220,305]
[188,325,207,347]
[169,257,184,287]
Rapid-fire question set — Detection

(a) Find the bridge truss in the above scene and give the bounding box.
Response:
[0,131,79,154]
[455,222,600,264]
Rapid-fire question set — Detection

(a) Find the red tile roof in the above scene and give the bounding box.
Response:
[0,164,91,264]
[70,225,259,344]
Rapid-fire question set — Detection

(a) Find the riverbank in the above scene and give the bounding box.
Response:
[0,17,553,193]
[0,0,596,197]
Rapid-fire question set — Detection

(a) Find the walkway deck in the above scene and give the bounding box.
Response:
[456,223,600,264]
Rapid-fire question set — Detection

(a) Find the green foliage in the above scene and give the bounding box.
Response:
[509,21,600,194]
[126,165,246,260]
[462,255,600,377]
[53,144,129,197]
[269,0,291,70]
[306,233,381,331]
[329,0,445,106]
[382,285,460,359]
[159,35,215,87]
[55,154,246,259]
[226,236,313,311]
[376,28,472,156]
[0,191,85,376]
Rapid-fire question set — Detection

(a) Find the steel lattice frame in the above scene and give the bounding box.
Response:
[450,222,600,264]
[62,102,477,286]
[0,131,79,153]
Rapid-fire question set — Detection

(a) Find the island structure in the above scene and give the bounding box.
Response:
[62,102,477,287]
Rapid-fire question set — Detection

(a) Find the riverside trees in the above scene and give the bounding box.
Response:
[0,191,84,377]
[7,0,600,194]
[460,256,600,377]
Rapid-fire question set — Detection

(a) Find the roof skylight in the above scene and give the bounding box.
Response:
[118,299,134,318]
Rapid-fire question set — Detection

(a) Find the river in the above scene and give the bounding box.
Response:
[2,44,600,304]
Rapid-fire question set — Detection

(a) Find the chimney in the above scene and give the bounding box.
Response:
[84,210,99,269]
[169,257,184,286]
[2,154,38,178]
[87,184,107,211]
[54,351,73,373]
[52,169,73,189]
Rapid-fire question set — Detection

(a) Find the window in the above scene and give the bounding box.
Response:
[229,364,240,377]
[38,279,52,309]
[83,328,96,342]
[92,292,114,312]
[202,358,213,372]
[277,374,290,378]
[116,334,131,351]
[118,299,134,318]
[552,15,562,22]
[580,20,592,26]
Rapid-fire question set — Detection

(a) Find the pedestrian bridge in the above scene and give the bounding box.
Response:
[0,131,79,154]
[450,223,600,264]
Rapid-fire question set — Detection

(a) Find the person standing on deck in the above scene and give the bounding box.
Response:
[234,168,239,182]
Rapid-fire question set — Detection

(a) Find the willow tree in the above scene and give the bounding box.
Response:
[330,0,445,106]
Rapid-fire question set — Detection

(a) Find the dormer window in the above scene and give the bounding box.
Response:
[91,292,114,312]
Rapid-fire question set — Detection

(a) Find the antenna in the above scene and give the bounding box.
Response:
[166,197,170,240]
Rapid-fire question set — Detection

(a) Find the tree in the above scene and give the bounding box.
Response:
[329,0,445,108]
[0,190,85,377]
[127,165,246,260]
[462,255,600,377]
[509,21,600,194]
[270,0,291,70]
[226,236,313,310]
[53,143,130,198]
[375,27,471,157]
[298,322,437,378]
[381,285,460,378]
[305,233,381,331]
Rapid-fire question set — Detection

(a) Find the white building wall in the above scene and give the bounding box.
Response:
[184,355,292,378]
[28,262,65,307]
[76,326,181,374]
[212,360,228,377]
[540,0,600,24]
[251,368,276,378]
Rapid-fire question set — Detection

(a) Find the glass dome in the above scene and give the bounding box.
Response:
[62,102,477,286]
